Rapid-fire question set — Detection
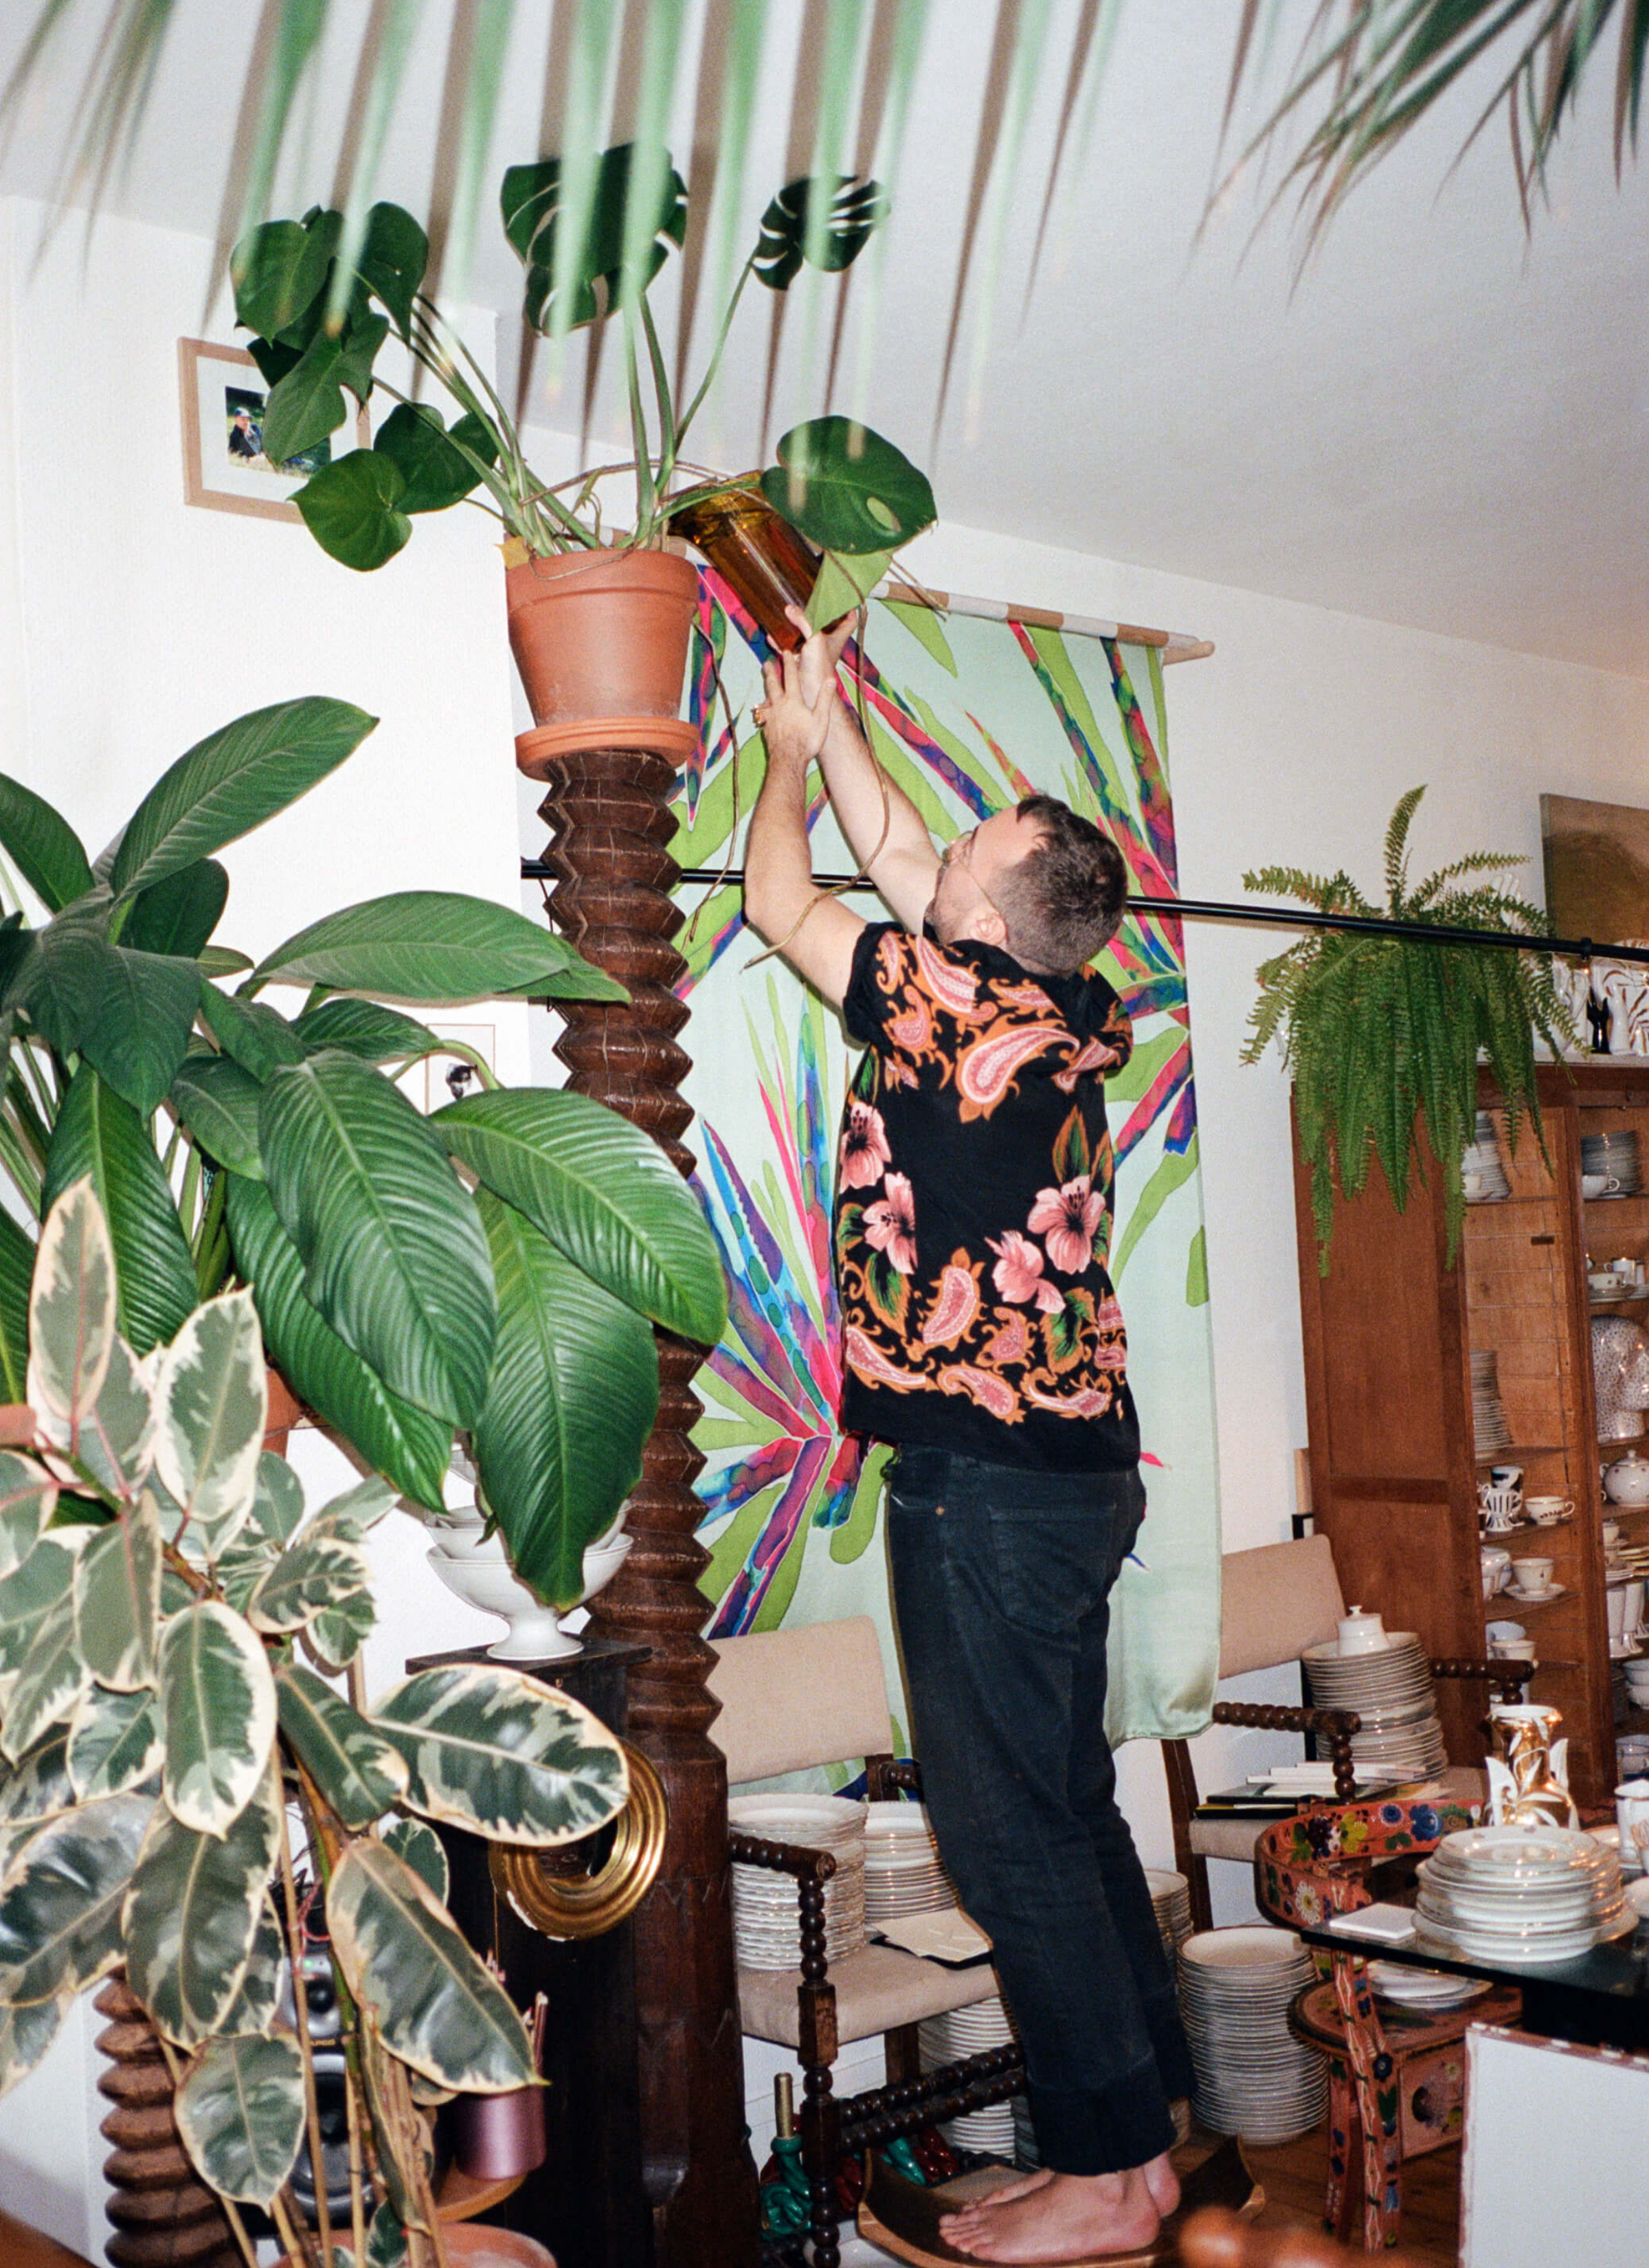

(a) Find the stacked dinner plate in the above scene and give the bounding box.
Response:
[863,1800,958,1921]
[1584,1129,1642,1195]
[1145,1868,1195,1962]
[1179,1927,1325,2143]
[1470,1349,1514,1460]
[1462,1112,1511,1203]
[1414,1823,1632,1965]
[728,1794,866,1970]
[1367,1960,1492,2013]
[1301,1632,1449,1781]
[919,1997,1018,2157]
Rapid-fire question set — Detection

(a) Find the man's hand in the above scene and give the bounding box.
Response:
[753,645,838,770]
[786,603,857,707]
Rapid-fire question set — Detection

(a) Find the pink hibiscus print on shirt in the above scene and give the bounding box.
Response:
[863,1173,918,1274]
[1028,1175,1103,1274]
[987,1230,1064,1314]
[840,1100,891,1189]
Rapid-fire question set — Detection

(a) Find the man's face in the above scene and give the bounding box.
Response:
[928,807,1045,947]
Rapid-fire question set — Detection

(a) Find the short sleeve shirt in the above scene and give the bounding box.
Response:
[834,922,1140,1472]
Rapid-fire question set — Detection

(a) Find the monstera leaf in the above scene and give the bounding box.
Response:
[372,403,497,515]
[295,452,413,575]
[761,418,936,555]
[503,142,688,333]
[753,174,888,289]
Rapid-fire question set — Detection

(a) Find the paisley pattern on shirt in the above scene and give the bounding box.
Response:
[835,924,1138,1470]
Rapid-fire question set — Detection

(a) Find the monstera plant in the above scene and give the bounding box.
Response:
[230,148,935,617]
[0,695,726,1606]
[0,1178,626,2267]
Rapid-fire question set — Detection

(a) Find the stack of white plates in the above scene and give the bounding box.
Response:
[1178,1927,1325,2143]
[1584,1130,1642,1195]
[863,1800,957,1920]
[1367,1961,1492,2012]
[919,1998,1018,2156]
[1145,1868,1195,1961]
[1463,1113,1511,1202]
[1470,1349,1514,1459]
[1301,1634,1449,1780]
[1414,1823,1632,1965]
[728,1794,866,1970]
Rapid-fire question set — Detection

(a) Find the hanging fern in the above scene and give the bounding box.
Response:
[1243,788,1575,1269]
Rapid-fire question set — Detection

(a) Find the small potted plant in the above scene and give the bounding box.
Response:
[228,150,936,733]
[1244,786,1573,1265]
[0,1177,627,2267]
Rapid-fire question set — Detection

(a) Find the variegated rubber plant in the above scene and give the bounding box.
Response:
[0,695,726,1610]
[0,1179,628,2268]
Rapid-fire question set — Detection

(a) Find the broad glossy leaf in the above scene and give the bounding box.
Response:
[276,1661,407,1826]
[308,1474,394,1543]
[0,777,94,913]
[78,947,201,1116]
[373,1663,627,1845]
[0,1208,34,1405]
[155,1291,266,1555]
[123,1768,277,2045]
[259,1054,495,1424]
[197,984,305,1080]
[254,891,626,1001]
[473,1191,655,1608]
[761,417,936,555]
[295,452,412,574]
[169,1055,264,1179]
[73,1496,160,1689]
[12,893,110,1054]
[358,200,428,337]
[66,1684,161,1801]
[212,1526,276,1616]
[177,2032,305,2207]
[120,860,229,959]
[372,401,495,514]
[27,1176,115,1429]
[381,1816,447,1904]
[199,947,253,979]
[224,1179,450,1511]
[0,1456,56,1579]
[219,1894,282,2035]
[248,1452,304,1546]
[0,1792,151,2003]
[247,1528,370,1634]
[328,1840,534,2090]
[58,1337,156,1502]
[230,213,337,340]
[304,1583,374,1674]
[753,173,888,290]
[0,1533,85,1683]
[366,2200,409,2268]
[0,1728,72,1826]
[41,1074,198,1355]
[261,331,346,463]
[0,1987,67,2101]
[157,1603,277,1834]
[434,1089,726,1344]
[294,997,443,1064]
[503,144,687,333]
[3,1583,91,1761]
[111,699,377,900]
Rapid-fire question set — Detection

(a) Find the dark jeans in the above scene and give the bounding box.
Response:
[885,1446,1193,2176]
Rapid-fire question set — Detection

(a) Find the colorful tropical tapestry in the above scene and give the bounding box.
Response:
[671,582,1220,1744]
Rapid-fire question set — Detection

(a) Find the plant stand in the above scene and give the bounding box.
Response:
[93,1976,240,2268]
[522,724,761,2268]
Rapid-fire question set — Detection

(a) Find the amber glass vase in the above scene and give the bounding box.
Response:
[668,485,820,649]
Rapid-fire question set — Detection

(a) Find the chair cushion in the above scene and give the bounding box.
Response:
[709,1617,893,1784]
[1191,1766,1489,1867]
[737,1944,1000,2048]
[1220,1535,1345,1678]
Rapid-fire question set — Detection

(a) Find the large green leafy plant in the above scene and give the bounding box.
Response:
[230,149,935,614]
[1243,786,1572,1265]
[0,1179,627,2268]
[0,696,726,1605]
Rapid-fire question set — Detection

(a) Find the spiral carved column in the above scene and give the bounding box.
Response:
[522,727,759,2268]
[93,1977,240,2268]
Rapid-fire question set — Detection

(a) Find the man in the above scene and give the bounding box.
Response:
[744,609,1193,2265]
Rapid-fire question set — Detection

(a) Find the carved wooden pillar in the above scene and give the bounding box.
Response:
[93,1977,240,2268]
[519,722,759,2268]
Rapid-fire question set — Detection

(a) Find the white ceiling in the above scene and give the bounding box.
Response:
[2,1,1646,673]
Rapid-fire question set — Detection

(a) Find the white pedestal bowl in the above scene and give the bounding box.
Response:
[426,1528,633,1660]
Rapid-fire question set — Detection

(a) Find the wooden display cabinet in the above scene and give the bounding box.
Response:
[1292,1063,1649,1812]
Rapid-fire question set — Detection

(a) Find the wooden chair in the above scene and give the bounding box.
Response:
[708,1616,1023,2268]
[1165,1535,1532,1931]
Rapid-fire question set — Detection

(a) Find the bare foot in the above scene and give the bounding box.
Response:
[1143,2149,1180,2219]
[974,2168,1056,2210]
[940,2167,1161,2261]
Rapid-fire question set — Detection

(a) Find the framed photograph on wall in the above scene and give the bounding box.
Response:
[178,337,367,521]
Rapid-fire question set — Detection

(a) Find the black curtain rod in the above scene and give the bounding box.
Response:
[518,859,1649,969]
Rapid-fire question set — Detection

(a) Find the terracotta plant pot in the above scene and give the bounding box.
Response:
[504,545,699,736]
[668,485,820,649]
[264,1366,304,1456]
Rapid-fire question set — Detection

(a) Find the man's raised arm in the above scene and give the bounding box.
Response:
[787,607,939,933]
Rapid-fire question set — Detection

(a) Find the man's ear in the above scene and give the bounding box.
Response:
[973,904,1009,949]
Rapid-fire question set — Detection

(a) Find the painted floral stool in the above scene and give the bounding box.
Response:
[1253,1796,1500,2253]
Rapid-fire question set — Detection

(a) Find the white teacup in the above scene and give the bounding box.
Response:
[1492,1638,1538,1662]
[1584,1172,1622,1199]
[1336,1606,1389,1656]
[1525,1496,1573,1525]
[1591,1271,1622,1293]
[1485,1619,1526,1643]
[1604,1520,1622,1549]
[1479,1482,1522,1531]
[1616,1779,1649,1875]
[1512,1556,1555,1594]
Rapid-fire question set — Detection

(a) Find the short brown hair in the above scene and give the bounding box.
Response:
[993,795,1128,974]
